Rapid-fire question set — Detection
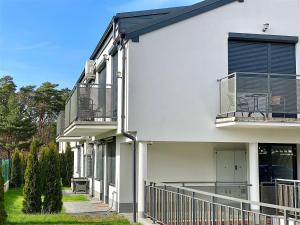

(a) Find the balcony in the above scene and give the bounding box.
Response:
[57,83,117,138]
[216,72,300,128]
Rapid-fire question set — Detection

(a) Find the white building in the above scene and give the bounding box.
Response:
[57,0,300,223]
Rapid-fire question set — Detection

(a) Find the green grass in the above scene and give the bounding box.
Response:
[62,194,89,202]
[5,188,132,225]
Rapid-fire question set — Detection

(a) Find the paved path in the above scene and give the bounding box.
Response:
[63,189,110,215]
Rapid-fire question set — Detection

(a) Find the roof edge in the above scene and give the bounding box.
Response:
[125,0,242,40]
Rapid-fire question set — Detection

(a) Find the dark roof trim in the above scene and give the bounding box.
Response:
[229,33,299,43]
[125,0,241,40]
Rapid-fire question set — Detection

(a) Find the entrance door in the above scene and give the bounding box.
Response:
[216,150,247,199]
[259,144,297,204]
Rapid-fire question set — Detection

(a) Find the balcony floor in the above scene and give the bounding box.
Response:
[216,115,300,128]
[63,121,118,137]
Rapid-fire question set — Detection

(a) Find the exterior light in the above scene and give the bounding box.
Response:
[262,23,270,32]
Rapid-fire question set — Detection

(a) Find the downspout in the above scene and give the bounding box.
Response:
[120,36,137,223]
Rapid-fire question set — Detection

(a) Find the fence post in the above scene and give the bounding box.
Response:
[177,188,180,225]
[240,202,244,224]
[283,210,288,225]
[192,192,196,225]
[163,185,167,225]
[153,182,156,224]
[144,181,147,218]
[211,196,215,224]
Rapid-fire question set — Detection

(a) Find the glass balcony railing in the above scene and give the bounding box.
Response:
[56,111,65,137]
[218,72,300,119]
[57,83,116,137]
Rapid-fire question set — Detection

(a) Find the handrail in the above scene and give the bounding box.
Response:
[148,180,300,213]
[218,72,300,82]
[275,178,300,184]
[163,181,252,187]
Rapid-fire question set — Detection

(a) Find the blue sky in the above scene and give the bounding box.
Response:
[0,0,199,89]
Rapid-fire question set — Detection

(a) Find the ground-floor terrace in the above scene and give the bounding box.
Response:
[67,139,300,224]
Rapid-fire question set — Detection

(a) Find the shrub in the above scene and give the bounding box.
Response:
[23,138,42,213]
[60,152,66,186]
[42,143,62,213]
[39,146,48,195]
[0,166,7,224]
[61,143,73,187]
[10,149,23,188]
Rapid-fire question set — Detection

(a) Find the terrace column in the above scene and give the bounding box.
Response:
[138,142,148,218]
[248,143,260,210]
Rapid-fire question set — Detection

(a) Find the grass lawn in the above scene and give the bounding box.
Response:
[62,194,89,202]
[5,188,132,225]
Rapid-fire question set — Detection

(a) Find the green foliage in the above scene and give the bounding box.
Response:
[23,138,41,214]
[10,149,23,188]
[0,166,7,224]
[21,153,27,185]
[42,143,62,213]
[39,146,48,195]
[61,143,74,187]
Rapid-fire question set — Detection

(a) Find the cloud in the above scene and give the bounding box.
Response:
[14,41,51,51]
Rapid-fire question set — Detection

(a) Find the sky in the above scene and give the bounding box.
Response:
[0,0,199,89]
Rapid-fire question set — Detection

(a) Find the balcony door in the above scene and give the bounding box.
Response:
[228,40,297,117]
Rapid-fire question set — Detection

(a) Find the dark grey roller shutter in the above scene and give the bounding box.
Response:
[228,41,268,74]
[270,43,296,74]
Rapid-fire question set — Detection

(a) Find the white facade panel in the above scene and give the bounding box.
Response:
[127,0,300,143]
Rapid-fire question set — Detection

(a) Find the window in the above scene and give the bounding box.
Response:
[107,141,116,186]
[86,155,93,178]
[77,147,81,174]
[95,146,104,180]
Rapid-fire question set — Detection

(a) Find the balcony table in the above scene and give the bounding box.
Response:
[245,93,269,117]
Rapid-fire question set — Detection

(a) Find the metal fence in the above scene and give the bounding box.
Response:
[145,180,300,225]
[218,72,300,118]
[1,160,9,183]
[276,179,300,210]
[64,83,115,129]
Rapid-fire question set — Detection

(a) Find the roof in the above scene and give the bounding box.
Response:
[77,0,241,83]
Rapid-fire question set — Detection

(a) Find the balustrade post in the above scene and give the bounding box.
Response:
[153,183,156,224]
[192,192,196,225]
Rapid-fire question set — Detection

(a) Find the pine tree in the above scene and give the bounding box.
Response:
[23,138,41,213]
[42,143,62,213]
[10,149,23,188]
[0,166,7,224]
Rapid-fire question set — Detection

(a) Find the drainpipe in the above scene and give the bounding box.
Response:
[120,36,137,223]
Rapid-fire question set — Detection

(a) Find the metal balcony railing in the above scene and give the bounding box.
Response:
[64,83,116,129]
[145,180,300,225]
[218,72,300,118]
[56,111,65,137]
[275,179,300,210]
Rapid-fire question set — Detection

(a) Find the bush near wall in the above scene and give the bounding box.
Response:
[42,143,62,213]
[61,143,73,187]
[23,138,42,214]
[10,149,23,188]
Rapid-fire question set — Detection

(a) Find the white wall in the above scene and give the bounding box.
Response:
[147,142,246,183]
[128,0,300,144]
